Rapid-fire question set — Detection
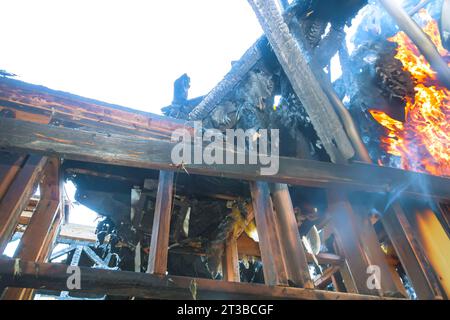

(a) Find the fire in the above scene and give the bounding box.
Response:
[416,208,450,297]
[369,11,450,177]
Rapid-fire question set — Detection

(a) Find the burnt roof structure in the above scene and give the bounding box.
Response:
[0,0,449,300]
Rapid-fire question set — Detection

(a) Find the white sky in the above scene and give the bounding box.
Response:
[0,0,263,114]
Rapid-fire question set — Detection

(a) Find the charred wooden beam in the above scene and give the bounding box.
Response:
[250,181,288,285]
[270,183,313,288]
[288,17,371,163]
[0,258,397,300]
[0,155,48,253]
[1,118,449,200]
[147,171,174,275]
[382,203,444,299]
[188,38,264,121]
[0,77,190,141]
[379,0,450,89]
[247,0,355,163]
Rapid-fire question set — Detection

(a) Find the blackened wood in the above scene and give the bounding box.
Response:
[250,181,288,286]
[382,203,443,299]
[0,155,47,253]
[147,171,174,275]
[0,258,397,300]
[270,183,313,288]
[1,118,449,200]
[247,0,355,163]
[0,77,191,141]
[189,38,264,120]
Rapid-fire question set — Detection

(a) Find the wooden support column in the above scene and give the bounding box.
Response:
[270,183,313,288]
[382,203,443,299]
[0,155,47,254]
[250,181,288,286]
[222,235,240,282]
[147,171,174,275]
[352,201,408,297]
[2,158,62,300]
[328,191,404,296]
[0,152,27,201]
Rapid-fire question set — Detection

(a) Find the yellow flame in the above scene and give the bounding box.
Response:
[370,10,450,177]
[416,209,450,297]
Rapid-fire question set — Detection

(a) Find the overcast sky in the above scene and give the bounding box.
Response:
[0,0,262,114]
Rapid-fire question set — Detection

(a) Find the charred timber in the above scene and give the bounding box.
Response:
[247,0,355,163]
[0,118,449,200]
[0,258,399,300]
[379,0,450,89]
[188,38,264,121]
[0,77,190,141]
[288,17,371,163]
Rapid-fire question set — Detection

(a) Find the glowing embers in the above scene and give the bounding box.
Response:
[369,10,450,177]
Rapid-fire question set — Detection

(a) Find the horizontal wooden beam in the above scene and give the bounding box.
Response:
[0,77,191,141]
[0,118,449,199]
[0,258,397,300]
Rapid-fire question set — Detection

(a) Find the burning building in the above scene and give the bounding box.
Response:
[0,0,449,301]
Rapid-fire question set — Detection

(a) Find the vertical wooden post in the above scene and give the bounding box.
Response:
[352,201,408,297]
[2,158,62,300]
[222,235,240,282]
[382,203,443,299]
[270,183,313,288]
[0,152,27,201]
[0,155,47,254]
[250,181,288,286]
[328,190,404,296]
[147,171,174,275]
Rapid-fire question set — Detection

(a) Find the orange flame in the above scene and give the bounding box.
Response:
[369,10,450,177]
[416,209,450,297]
